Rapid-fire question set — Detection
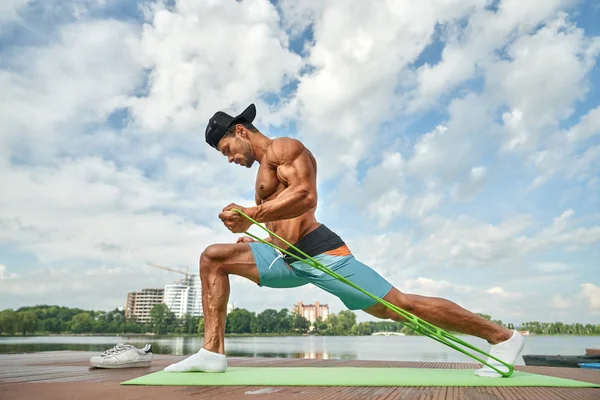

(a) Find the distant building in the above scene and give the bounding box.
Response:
[163,276,203,318]
[292,301,329,324]
[125,288,164,324]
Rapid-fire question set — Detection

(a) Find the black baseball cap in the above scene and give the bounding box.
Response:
[205,103,257,150]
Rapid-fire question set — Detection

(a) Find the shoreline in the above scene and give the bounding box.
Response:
[2,333,600,338]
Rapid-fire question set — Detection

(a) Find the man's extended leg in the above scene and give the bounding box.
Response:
[364,287,524,377]
[164,243,259,373]
[364,288,510,343]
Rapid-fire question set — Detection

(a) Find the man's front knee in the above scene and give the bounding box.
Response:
[200,244,224,273]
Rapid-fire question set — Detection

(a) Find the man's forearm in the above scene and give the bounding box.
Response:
[247,189,316,223]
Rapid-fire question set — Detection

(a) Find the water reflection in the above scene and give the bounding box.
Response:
[226,351,292,358]
[0,335,352,359]
[1,335,597,365]
[295,351,331,360]
[171,336,185,355]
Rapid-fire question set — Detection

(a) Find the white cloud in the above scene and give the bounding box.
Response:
[408,125,448,177]
[0,264,18,280]
[348,209,600,279]
[403,277,473,297]
[278,0,488,179]
[409,0,577,111]
[0,156,243,267]
[470,167,487,181]
[526,102,600,188]
[0,19,144,162]
[491,15,599,151]
[367,190,407,229]
[568,106,600,143]
[484,15,600,190]
[0,0,31,27]
[333,151,408,227]
[362,152,406,201]
[536,262,571,272]
[128,0,302,133]
[535,209,600,248]
[552,294,572,310]
[501,109,529,151]
[408,192,444,219]
[581,283,600,310]
[486,286,522,299]
[406,7,600,198]
[546,283,600,315]
[408,213,534,268]
[345,232,413,278]
[527,143,600,190]
[451,166,488,200]
[334,149,445,226]
[504,20,589,123]
[407,94,496,187]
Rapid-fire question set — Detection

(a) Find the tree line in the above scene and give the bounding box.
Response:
[519,321,600,335]
[1,305,599,336]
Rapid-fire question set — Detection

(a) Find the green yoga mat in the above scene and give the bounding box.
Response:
[121,367,599,387]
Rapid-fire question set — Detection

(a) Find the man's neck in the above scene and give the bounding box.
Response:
[251,134,272,164]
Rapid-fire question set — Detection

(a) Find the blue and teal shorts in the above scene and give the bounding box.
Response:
[247,241,393,311]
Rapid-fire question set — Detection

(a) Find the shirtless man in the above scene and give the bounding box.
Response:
[164,104,525,377]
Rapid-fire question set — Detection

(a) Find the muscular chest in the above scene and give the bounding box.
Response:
[255,164,285,202]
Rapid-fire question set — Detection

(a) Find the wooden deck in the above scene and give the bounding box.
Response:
[1,351,599,399]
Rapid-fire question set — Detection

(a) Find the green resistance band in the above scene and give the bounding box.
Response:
[232,209,514,377]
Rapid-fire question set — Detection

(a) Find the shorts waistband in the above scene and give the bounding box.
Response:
[282,224,349,264]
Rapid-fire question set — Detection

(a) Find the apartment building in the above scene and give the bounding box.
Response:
[124,288,164,324]
[163,276,203,318]
[292,301,329,324]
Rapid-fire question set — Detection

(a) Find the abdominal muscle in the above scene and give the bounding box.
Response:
[266,211,320,249]
[258,193,320,248]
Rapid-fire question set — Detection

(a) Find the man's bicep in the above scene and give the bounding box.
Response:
[279,154,316,190]
[270,141,316,190]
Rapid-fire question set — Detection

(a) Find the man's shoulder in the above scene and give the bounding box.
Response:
[266,137,307,163]
[270,137,305,151]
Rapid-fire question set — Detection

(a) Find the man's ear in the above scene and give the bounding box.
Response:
[235,124,247,138]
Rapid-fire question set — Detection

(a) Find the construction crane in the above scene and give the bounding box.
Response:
[146,262,197,284]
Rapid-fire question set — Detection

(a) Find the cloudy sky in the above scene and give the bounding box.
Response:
[1,0,599,326]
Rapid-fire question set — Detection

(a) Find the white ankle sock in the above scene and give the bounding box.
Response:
[164,348,227,373]
[475,330,525,378]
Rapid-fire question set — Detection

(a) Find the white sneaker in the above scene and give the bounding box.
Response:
[90,343,153,368]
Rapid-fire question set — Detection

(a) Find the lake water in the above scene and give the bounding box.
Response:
[2,335,599,365]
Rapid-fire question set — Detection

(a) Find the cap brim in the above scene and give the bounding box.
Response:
[231,103,256,125]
